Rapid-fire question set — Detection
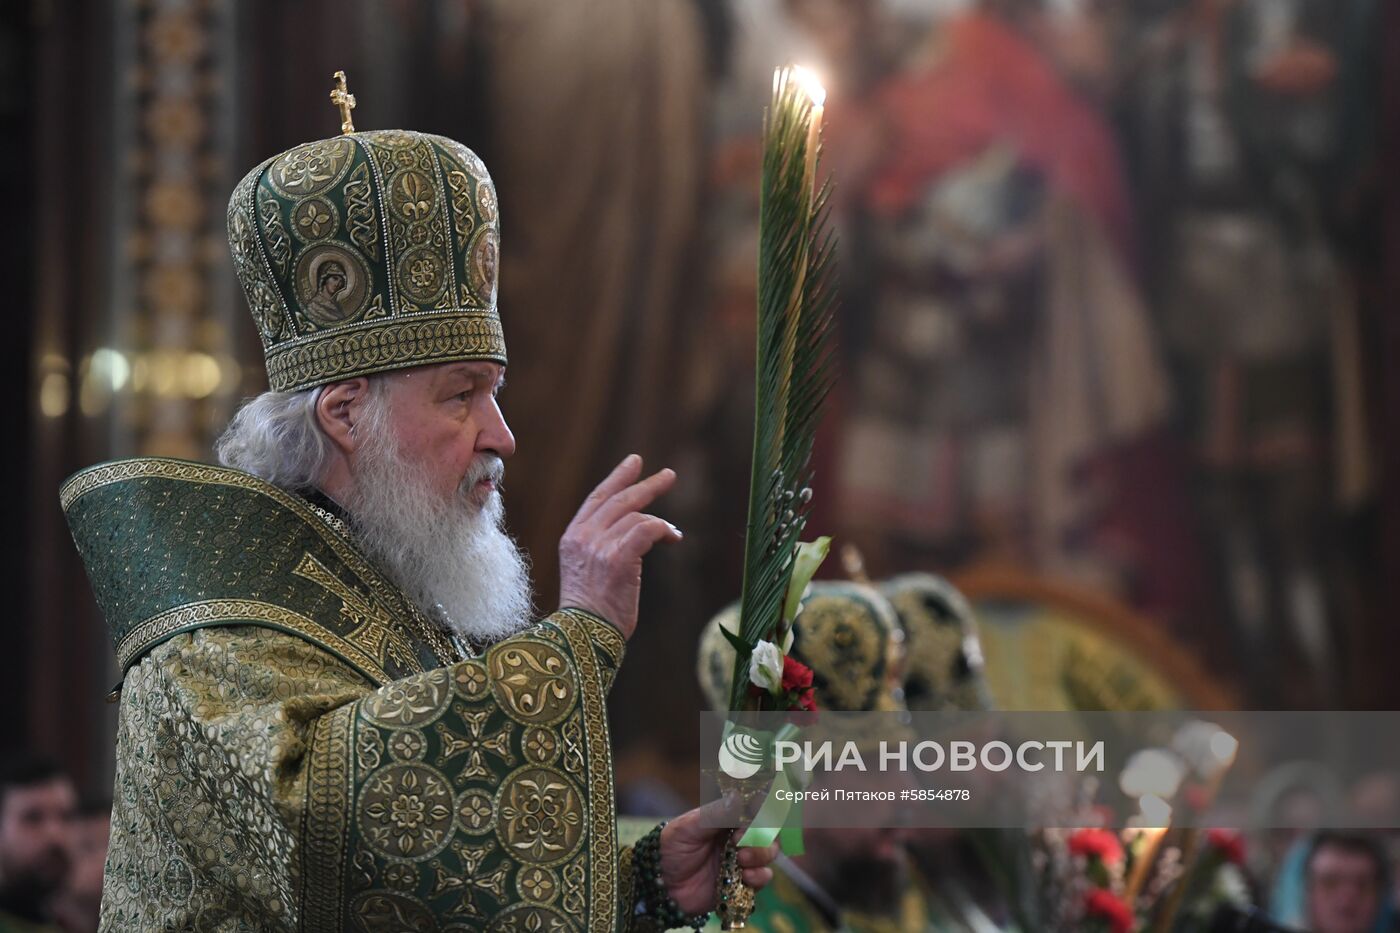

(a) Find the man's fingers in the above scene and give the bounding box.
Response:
[590,468,676,530]
[573,454,643,524]
[616,515,682,560]
[606,511,659,541]
[741,867,774,889]
[737,842,780,869]
[680,790,744,829]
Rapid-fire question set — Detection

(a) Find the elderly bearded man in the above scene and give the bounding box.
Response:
[62,106,776,930]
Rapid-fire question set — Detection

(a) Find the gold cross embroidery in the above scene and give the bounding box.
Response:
[329,70,356,134]
[295,553,400,663]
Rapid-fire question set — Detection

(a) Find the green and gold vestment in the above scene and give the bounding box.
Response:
[64,458,649,931]
[733,863,936,933]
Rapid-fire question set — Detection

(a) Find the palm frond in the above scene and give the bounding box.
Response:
[727,68,838,710]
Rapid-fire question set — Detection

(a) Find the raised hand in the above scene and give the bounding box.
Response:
[558,454,681,640]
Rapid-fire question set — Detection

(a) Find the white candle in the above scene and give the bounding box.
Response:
[791,66,826,191]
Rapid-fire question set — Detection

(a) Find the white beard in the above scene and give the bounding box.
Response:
[343,411,533,647]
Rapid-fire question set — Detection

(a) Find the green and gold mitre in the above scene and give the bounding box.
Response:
[697,581,907,714]
[880,573,993,713]
[228,73,504,392]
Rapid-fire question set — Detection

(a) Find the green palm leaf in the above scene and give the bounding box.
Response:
[727,68,838,710]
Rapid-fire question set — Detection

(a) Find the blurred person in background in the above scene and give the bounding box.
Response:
[47,800,108,933]
[1348,775,1400,929]
[882,573,1005,929]
[1258,763,1346,927]
[0,758,75,933]
[1304,833,1392,933]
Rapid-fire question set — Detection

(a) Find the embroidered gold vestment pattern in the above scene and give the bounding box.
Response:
[63,458,646,931]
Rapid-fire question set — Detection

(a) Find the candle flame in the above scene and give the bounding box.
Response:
[790,66,827,109]
[1138,794,1173,827]
[1209,729,1239,766]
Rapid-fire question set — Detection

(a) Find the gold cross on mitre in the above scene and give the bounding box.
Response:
[329,70,356,134]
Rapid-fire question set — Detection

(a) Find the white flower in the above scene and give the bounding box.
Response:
[1216,863,1251,905]
[749,640,784,694]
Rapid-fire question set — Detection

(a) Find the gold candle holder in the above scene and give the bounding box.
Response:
[717,837,757,929]
[710,771,772,929]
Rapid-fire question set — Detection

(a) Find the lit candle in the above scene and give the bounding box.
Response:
[1208,729,1239,774]
[790,66,826,193]
[1124,795,1172,903]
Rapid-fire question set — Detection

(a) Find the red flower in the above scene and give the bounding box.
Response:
[781,655,814,691]
[781,656,818,711]
[1084,889,1134,933]
[1069,828,1125,867]
[1206,829,1246,866]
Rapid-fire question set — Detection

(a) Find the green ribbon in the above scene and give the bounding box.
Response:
[729,536,829,855]
[733,722,807,855]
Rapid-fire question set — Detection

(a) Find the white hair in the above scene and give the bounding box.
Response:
[215,387,334,490]
[347,387,533,643]
[215,378,533,645]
